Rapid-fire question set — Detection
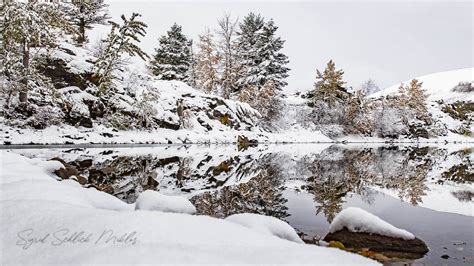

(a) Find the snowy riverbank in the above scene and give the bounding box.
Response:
[0,151,377,265]
[2,123,472,145]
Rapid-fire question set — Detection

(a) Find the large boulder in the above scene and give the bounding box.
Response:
[324,207,429,259]
[324,228,429,259]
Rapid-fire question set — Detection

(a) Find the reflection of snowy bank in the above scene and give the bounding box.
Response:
[0,151,377,265]
[372,182,474,217]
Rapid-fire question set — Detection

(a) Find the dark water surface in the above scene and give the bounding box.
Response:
[6,144,473,265]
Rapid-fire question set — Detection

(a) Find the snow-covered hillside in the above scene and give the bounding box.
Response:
[1,43,331,145]
[371,67,473,139]
[371,67,473,102]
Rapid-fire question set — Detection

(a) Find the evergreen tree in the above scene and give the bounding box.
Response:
[311,60,349,108]
[195,29,220,93]
[0,1,73,103]
[62,0,110,44]
[93,13,148,95]
[406,79,429,120]
[236,12,265,91]
[235,13,289,123]
[397,79,429,123]
[256,19,290,91]
[149,23,192,82]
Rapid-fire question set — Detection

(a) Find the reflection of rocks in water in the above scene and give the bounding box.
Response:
[192,156,289,219]
[157,154,262,194]
[451,190,474,202]
[82,155,160,203]
[49,152,264,203]
[441,149,473,183]
[47,145,471,211]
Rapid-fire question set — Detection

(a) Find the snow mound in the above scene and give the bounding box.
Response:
[225,213,303,244]
[329,207,415,240]
[30,159,65,175]
[372,67,473,102]
[135,190,196,214]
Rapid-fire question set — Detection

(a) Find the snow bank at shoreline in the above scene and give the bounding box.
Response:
[329,207,415,240]
[1,123,334,145]
[2,123,472,145]
[0,151,377,265]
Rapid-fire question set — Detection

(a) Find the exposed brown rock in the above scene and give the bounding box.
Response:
[324,228,429,259]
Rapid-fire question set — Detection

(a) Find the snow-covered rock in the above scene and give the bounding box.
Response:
[135,190,196,214]
[225,213,303,243]
[329,207,414,240]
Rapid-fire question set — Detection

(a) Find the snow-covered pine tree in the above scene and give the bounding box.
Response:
[311,60,349,108]
[256,19,290,91]
[235,12,265,91]
[0,1,74,104]
[61,0,110,44]
[235,13,289,122]
[93,13,148,96]
[216,13,239,98]
[149,23,193,82]
[195,28,220,93]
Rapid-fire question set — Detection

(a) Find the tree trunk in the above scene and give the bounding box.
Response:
[20,41,30,103]
[78,17,86,44]
[77,4,86,44]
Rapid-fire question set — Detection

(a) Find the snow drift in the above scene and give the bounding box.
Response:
[135,190,196,214]
[226,213,304,244]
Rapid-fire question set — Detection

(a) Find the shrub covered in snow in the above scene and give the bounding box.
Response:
[452,81,473,93]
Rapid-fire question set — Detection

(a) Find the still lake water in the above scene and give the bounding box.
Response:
[6,143,473,265]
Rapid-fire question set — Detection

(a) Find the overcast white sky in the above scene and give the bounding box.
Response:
[99,0,473,92]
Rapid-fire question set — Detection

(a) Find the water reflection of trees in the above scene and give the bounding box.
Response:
[53,145,470,220]
[191,155,289,219]
[303,146,434,222]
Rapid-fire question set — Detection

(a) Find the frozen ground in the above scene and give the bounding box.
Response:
[0,151,377,265]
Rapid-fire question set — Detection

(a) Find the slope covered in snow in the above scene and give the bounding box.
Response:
[1,42,332,145]
[370,67,473,139]
[371,67,473,102]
